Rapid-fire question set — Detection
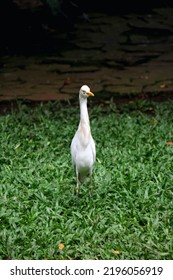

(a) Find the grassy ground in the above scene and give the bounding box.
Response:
[0,99,173,260]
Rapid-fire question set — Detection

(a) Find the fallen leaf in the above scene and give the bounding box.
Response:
[113,250,120,255]
[160,84,166,89]
[64,77,71,85]
[58,243,65,250]
[165,142,173,145]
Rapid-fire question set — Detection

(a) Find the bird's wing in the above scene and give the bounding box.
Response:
[71,129,96,170]
[70,132,78,168]
[90,135,96,163]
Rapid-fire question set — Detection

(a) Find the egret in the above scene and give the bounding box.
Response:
[70,85,96,206]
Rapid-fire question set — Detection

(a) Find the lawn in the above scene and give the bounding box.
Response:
[0,99,173,260]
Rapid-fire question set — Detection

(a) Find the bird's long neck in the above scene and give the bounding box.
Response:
[79,97,90,126]
[78,97,91,146]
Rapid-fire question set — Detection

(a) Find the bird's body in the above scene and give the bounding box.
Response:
[70,85,96,206]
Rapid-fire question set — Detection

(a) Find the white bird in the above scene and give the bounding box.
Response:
[70,85,96,206]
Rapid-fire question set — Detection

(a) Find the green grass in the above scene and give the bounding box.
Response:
[0,99,173,260]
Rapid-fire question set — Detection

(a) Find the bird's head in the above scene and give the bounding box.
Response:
[79,85,94,99]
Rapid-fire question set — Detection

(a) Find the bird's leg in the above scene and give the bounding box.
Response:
[76,170,79,207]
[89,174,93,198]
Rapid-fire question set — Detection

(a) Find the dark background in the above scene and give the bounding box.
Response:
[0,0,173,55]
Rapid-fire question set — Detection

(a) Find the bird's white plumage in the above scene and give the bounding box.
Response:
[71,128,96,181]
[70,85,96,205]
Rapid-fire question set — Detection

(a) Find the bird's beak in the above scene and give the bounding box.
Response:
[87,91,94,97]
